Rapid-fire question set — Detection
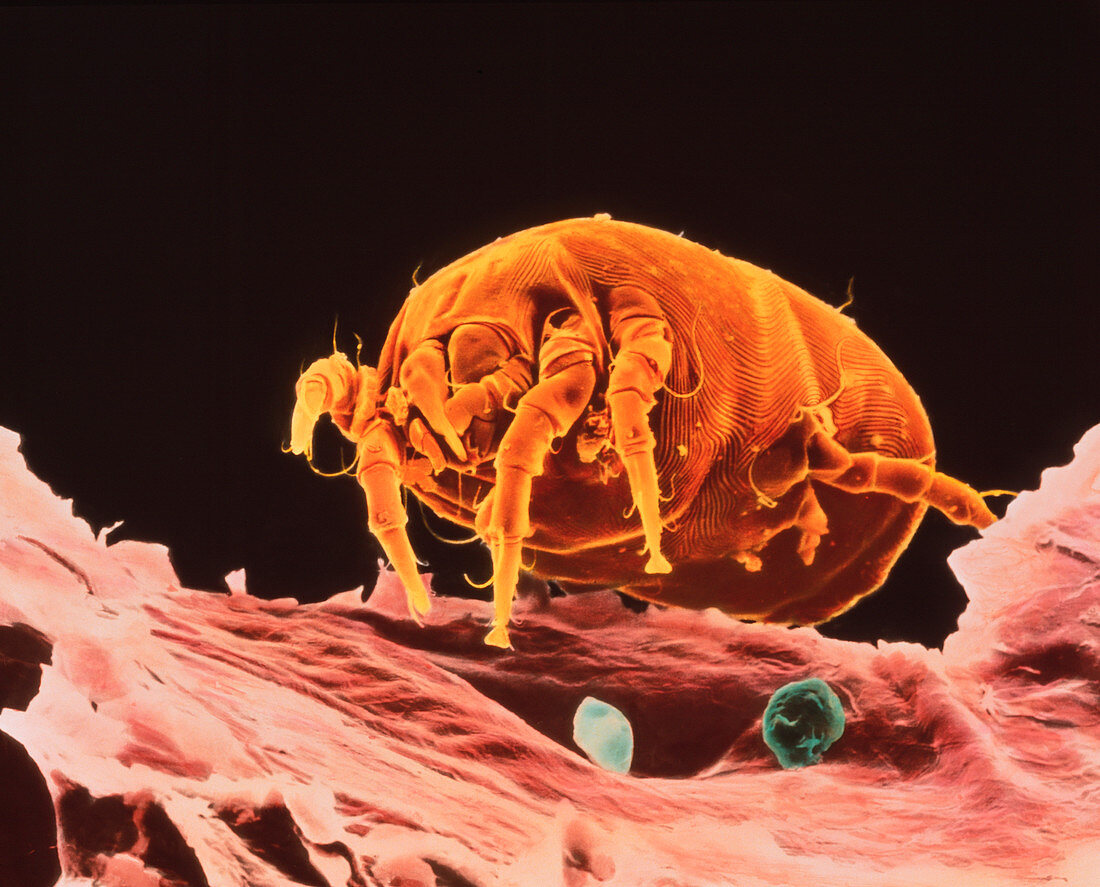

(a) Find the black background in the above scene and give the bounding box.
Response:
[3,4,1096,648]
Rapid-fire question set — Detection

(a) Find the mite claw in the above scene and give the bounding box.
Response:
[797,533,821,566]
[734,551,764,572]
[445,383,492,436]
[407,417,447,473]
[398,341,468,462]
[406,586,431,624]
[439,425,468,463]
[484,623,512,649]
[644,552,672,574]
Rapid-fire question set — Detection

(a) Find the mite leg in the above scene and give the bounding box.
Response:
[733,481,828,572]
[332,365,382,442]
[794,483,830,565]
[606,313,674,574]
[355,419,432,621]
[478,336,597,648]
[808,425,996,529]
[444,323,534,464]
[398,339,467,465]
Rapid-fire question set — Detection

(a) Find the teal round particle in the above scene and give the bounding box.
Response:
[572,696,634,774]
[763,678,845,769]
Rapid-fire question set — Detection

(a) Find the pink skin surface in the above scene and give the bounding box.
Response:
[1,422,1098,885]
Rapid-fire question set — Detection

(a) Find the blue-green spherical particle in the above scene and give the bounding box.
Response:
[572,696,634,774]
[763,678,845,769]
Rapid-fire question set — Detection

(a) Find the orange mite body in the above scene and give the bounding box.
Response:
[291,217,994,647]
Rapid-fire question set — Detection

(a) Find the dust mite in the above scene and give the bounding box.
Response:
[289,216,996,649]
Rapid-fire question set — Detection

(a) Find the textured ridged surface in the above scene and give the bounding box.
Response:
[3,423,1100,885]
[379,218,937,622]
